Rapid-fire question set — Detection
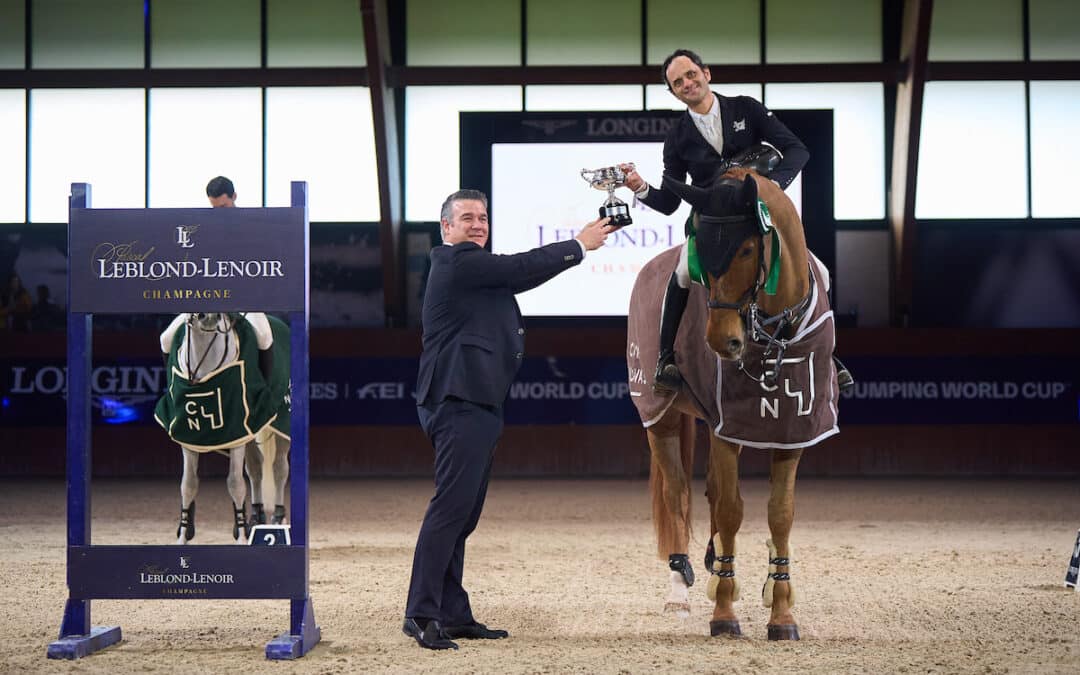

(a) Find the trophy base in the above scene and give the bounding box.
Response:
[600,204,632,229]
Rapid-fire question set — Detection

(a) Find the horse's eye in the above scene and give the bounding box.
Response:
[739,245,754,258]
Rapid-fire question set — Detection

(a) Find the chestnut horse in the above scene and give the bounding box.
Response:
[626,168,839,640]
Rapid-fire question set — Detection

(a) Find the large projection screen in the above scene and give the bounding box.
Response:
[461,110,834,318]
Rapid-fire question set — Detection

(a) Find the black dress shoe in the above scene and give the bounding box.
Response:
[403,618,458,650]
[441,621,509,640]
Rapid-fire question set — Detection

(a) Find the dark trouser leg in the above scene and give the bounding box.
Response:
[406,400,502,622]
[833,356,854,392]
[440,449,496,625]
[655,270,690,394]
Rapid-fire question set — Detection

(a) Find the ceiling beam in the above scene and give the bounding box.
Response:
[0,68,368,88]
[360,0,404,327]
[888,0,933,327]
[387,63,904,87]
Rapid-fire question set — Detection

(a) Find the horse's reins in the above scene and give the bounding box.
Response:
[185,313,236,384]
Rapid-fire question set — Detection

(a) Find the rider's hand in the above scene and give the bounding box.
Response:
[619,163,645,192]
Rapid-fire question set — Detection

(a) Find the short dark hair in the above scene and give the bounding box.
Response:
[661,48,707,89]
[206,176,235,199]
[440,189,488,223]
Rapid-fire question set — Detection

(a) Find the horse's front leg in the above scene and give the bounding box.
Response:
[706,436,743,637]
[268,436,290,523]
[764,448,803,640]
[177,447,199,544]
[646,410,694,617]
[226,446,249,543]
[244,439,267,526]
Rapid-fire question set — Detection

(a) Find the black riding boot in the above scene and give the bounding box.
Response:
[834,355,854,392]
[654,272,690,394]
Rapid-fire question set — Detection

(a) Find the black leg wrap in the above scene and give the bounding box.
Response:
[249,502,267,528]
[177,502,196,541]
[668,553,695,587]
[271,505,286,524]
[232,504,248,541]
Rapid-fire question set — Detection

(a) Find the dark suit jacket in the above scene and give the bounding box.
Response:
[640,93,810,215]
[415,239,584,409]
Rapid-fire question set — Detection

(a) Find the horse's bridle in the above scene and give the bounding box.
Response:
[699,218,814,386]
[185,313,237,383]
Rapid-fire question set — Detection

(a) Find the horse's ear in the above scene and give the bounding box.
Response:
[739,174,759,209]
[661,174,711,210]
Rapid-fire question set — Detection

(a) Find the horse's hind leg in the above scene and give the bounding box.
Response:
[177,447,199,544]
[226,446,249,543]
[763,448,803,640]
[706,435,743,637]
[646,409,694,617]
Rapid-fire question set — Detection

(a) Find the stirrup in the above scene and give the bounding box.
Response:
[653,353,683,394]
[834,356,854,392]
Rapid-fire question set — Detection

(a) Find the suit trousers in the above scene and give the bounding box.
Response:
[406,398,504,624]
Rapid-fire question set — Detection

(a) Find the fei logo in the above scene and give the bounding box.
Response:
[176,224,199,249]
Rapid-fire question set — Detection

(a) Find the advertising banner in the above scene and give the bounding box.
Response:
[2,355,1076,427]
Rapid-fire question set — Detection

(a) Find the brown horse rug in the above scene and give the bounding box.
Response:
[627,247,839,449]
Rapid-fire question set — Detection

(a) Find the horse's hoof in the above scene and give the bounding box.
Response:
[663,602,690,618]
[709,619,742,637]
[766,623,800,641]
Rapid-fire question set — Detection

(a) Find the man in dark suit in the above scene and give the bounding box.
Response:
[403,189,615,650]
[620,48,852,394]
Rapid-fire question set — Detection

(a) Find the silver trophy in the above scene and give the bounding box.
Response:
[580,164,634,229]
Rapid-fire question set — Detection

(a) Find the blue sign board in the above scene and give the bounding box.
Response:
[68,207,307,313]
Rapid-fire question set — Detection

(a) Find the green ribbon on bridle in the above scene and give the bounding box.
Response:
[683,199,782,295]
[757,199,781,296]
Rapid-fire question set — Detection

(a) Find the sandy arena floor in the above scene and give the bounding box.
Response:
[1,477,1079,674]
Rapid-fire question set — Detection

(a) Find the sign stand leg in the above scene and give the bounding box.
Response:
[47,600,121,660]
[266,597,320,659]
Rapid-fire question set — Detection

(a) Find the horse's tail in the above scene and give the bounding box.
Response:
[648,411,697,559]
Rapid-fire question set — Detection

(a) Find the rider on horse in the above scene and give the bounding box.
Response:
[621,48,853,395]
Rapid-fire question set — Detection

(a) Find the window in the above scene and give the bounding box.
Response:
[148,88,262,209]
[266,87,380,221]
[1029,81,1080,218]
[404,86,522,221]
[916,81,1028,219]
[30,89,145,222]
[527,0,640,65]
[0,89,25,222]
[267,0,366,67]
[31,0,143,68]
[766,83,885,220]
[152,0,260,68]
[407,0,520,66]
